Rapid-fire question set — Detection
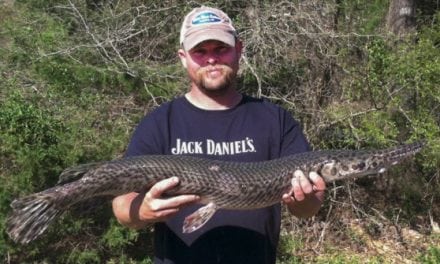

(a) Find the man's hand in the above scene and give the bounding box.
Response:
[282,170,326,218]
[140,177,200,222]
[112,177,200,229]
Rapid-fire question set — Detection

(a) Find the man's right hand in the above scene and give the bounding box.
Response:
[112,177,200,229]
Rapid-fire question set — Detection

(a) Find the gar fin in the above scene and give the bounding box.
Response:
[183,202,217,233]
[57,162,103,185]
[6,191,63,244]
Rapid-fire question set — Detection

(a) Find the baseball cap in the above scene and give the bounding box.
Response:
[180,6,237,50]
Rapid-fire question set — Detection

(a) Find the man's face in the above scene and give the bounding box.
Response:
[179,40,242,95]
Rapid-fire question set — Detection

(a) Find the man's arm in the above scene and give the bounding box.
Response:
[112,177,200,229]
[282,170,326,218]
[277,109,326,218]
[112,106,202,228]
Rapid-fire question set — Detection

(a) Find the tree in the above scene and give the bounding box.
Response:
[386,0,416,35]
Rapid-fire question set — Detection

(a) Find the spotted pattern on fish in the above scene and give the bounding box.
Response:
[6,141,424,244]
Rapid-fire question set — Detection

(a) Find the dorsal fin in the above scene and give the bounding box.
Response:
[57,162,103,184]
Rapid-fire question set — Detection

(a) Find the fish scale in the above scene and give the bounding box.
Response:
[6,141,424,244]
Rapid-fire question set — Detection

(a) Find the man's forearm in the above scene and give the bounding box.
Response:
[112,192,150,229]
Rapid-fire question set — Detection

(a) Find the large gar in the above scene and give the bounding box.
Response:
[6,141,424,244]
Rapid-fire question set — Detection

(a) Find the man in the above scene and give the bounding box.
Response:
[112,6,326,264]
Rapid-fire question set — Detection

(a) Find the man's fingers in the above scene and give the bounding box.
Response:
[309,172,326,192]
[152,208,179,219]
[282,193,294,204]
[290,170,326,202]
[147,177,179,198]
[143,176,200,213]
[165,194,200,208]
[291,174,305,201]
[136,177,201,223]
[297,171,313,194]
[149,194,200,212]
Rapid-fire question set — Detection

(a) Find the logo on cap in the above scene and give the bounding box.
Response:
[192,12,222,25]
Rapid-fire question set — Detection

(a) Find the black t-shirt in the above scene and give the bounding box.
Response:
[126,95,309,264]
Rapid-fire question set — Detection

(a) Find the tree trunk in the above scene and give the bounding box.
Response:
[386,0,416,35]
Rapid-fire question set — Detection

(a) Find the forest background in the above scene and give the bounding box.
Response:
[0,0,439,263]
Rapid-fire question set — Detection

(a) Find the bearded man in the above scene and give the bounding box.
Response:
[112,6,326,264]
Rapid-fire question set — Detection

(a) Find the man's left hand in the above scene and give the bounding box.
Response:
[282,170,326,218]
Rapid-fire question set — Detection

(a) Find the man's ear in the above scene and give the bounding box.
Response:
[235,39,243,58]
[178,49,187,68]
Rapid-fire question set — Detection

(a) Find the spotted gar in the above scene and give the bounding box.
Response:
[6,141,424,244]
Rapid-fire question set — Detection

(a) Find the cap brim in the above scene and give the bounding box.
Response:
[183,27,236,50]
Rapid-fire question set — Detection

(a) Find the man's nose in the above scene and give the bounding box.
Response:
[206,53,219,65]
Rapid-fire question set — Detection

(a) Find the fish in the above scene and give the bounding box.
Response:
[6,141,424,244]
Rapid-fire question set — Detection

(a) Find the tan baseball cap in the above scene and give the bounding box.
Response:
[180,6,237,50]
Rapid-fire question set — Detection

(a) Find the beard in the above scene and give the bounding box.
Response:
[194,65,236,96]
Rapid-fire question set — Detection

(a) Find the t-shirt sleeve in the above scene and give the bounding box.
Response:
[279,108,310,157]
[125,109,167,157]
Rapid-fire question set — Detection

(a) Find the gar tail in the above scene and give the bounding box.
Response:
[6,163,102,245]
